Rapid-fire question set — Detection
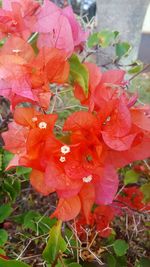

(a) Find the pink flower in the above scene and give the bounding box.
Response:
[34,0,88,57]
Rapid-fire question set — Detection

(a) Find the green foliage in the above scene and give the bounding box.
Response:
[64,228,76,255]
[141,183,150,203]
[0,248,6,256]
[2,151,13,171]
[98,30,119,48]
[0,204,13,223]
[0,258,31,267]
[129,73,150,104]
[43,220,67,264]
[136,257,150,267]
[0,229,8,246]
[128,60,143,74]
[113,239,129,256]
[87,32,100,48]
[69,54,89,96]
[16,166,32,179]
[13,210,56,234]
[115,256,127,267]
[68,264,82,267]
[124,170,139,185]
[107,254,116,267]
[88,30,119,48]
[2,178,21,202]
[115,42,132,58]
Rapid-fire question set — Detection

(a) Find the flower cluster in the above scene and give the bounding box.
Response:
[1,0,150,233]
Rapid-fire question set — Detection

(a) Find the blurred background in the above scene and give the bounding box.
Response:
[53,0,150,63]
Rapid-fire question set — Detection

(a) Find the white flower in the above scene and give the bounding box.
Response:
[61,145,70,154]
[32,117,38,122]
[38,121,47,129]
[83,174,93,183]
[59,156,66,162]
[12,49,21,53]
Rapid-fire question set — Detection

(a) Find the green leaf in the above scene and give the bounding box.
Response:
[2,181,17,202]
[0,149,3,171]
[141,183,150,203]
[107,254,116,267]
[138,257,150,267]
[38,217,56,234]
[55,260,82,267]
[23,211,41,231]
[0,248,6,256]
[0,229,8,246]
[115,42,132,58]
[13,211,56,234]
[0,204,13,223]
[2,151,13,171]
[113,239,129,256]
[87,32,99,48]
[69,54,89,96]
[116,256,127,267]
[88,30,119,48]
[13,179,21,196]
[64,228,76,255]
[16,167,32,176]
[22,211,56,234]
[68,264,82,267]
[43,220,67,264]
[0,258,31,267]
[128,60,143,74]
[98,30,118,48]
[124,170,139,185]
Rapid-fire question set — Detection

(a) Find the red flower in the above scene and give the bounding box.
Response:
[74,64,125,112]
[0,0,40,40]
[74,205,114,238]
[93,205,114,237]
[115,186,150,214]
[2,107,58,170]
[0,38,69,109]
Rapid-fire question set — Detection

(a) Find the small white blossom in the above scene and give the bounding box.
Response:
[83,174,93,183]
[12,49,21,53]
[38,121,47,129]
[32,117,38,122]
[61,145,70,154]
[59,156,66,162]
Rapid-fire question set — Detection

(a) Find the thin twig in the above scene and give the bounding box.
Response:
[129,64,150,81]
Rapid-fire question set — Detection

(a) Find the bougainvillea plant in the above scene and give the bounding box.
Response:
[0,0,150,266]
